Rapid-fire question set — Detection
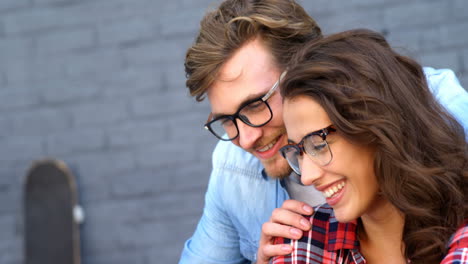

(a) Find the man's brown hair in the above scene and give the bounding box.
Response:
[185,0,322,101]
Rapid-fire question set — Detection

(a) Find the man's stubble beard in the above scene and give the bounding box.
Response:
[262,154,292,180]
[256,126,291,179]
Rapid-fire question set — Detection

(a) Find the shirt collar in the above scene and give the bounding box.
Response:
[325,209,360,251]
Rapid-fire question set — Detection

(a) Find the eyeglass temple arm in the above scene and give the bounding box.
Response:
[262,70,288,101]
[204,113,213,130]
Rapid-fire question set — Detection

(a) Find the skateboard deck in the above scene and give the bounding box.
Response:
[24,159,82,264]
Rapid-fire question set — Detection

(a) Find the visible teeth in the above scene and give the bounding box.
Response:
[257,138,278,152]
[323,182,346,198]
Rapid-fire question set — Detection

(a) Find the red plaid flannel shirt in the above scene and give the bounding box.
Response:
[441,222,468,263]
[271,204,468,264]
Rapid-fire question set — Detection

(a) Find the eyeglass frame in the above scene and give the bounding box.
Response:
[279,125,336,175]
[204,70,287,141]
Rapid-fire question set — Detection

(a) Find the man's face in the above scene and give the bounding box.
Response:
[207,38,291,179]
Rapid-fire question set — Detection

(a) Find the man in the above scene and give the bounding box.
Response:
[179,0,468,263]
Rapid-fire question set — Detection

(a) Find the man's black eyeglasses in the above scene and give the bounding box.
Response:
[204,71,287,141]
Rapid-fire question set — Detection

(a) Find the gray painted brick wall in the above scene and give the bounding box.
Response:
[0,0,467,263]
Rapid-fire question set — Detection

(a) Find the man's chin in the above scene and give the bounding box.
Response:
[261,158,292,180]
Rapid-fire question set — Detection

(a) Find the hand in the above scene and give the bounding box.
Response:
[255,199,314,264]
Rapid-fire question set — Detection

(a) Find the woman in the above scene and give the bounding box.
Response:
[271,29,468,263]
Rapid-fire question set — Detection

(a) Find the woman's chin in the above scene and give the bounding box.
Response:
[333,209,358,223]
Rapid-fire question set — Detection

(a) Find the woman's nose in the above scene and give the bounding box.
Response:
[300,156,325,186]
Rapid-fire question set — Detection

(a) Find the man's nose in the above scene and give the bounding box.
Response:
[235,121,263,150]
[300,156,325,186]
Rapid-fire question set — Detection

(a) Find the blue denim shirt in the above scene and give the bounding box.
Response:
[179,68,468,264]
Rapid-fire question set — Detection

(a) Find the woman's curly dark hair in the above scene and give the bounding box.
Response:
[280,29,468,263]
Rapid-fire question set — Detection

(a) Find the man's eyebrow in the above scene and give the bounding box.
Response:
[211,91,267,119]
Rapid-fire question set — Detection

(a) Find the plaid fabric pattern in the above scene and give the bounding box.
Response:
[441,222,468,263]
[271,205,468,264]
[271,204,362,264]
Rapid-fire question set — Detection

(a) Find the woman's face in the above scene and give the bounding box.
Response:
[283,95,380,222]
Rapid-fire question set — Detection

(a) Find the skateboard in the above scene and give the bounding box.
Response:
[24,159,83,264]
